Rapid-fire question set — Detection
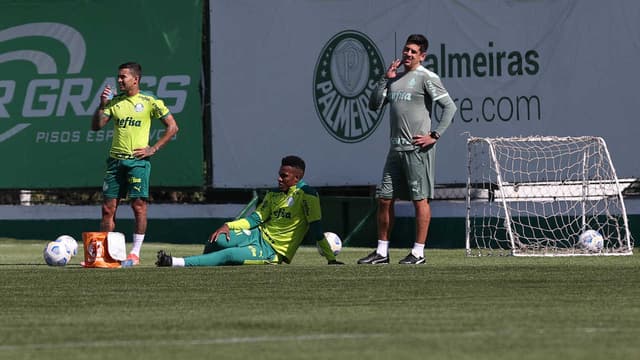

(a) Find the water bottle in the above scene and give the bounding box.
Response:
[106,85,115,100]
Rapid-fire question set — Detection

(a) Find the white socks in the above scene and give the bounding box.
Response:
[130,233,145,256]
[376,240,389,257]
[411,242,425,258]
[172,257,185,267]
[377,240,425,258]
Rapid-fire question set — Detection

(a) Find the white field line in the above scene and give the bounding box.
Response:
[1,327,622,351]
[0,333,385,351]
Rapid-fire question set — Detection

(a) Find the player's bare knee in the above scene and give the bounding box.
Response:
[378,198,393,210]
[130,198,147,214]
[101,202,117,217]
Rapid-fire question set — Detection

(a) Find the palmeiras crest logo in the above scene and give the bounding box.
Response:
[313,30,385,143]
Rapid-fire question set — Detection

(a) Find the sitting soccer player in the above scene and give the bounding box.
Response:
[156,155,344,267]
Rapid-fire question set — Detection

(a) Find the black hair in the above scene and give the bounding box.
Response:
[118,62,142,79]
[281,155,305,172]
[406,34,429,53]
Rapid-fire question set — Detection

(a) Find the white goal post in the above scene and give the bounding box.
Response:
[466,136,633,256]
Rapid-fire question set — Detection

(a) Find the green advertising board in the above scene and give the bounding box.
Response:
[0,0,203,188]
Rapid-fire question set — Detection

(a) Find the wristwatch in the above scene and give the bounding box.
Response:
[429,131,441,140]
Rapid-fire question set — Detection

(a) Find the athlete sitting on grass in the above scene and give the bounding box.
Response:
[156,155,344,267]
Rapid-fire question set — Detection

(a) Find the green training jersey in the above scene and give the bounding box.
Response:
[103,91,170,157]
[228,180,323,263]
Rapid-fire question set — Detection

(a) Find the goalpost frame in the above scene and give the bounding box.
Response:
[465,135,633,257]
[596,137,632,250]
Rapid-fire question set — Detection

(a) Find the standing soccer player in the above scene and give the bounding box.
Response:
[91,62,179,266]
[155,155,344,267]
[357,34,457,265]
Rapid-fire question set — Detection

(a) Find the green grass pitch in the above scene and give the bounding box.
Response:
[1,238,639,360]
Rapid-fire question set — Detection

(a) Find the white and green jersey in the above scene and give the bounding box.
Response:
[102,91,171,157]
[370,65,452,151]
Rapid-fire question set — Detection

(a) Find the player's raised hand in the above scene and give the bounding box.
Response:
[100,85,114,107]
[386,59,401,79]
[209,223,230,243]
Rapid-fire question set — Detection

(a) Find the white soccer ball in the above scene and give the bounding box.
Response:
[579,230,604,251]
[318,232,342,256]
[43,241,71,266]
[55,235,78,257]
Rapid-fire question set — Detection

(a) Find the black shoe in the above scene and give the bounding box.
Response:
[155,250,173,267]
[398,253,425,264]
[357,251,389,264]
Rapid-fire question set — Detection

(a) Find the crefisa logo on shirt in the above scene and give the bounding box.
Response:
[313,30,385,143]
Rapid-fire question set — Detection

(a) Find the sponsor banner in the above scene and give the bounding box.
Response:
[210,0,640,187]
[0,0,203,188]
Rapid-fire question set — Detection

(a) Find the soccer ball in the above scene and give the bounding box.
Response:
[317,232,342,256]
[43,241,71,266]
[578,230,604,251]
[55,235,78,257]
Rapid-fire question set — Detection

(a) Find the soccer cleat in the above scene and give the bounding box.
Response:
[398,253,426,265]
[357,251,389,264]
[120,253,140,268]
[155,250,173,267]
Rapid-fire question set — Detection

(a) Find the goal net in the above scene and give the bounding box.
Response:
[466,136,633,256]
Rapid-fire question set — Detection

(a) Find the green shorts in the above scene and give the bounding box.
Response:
[102,157,151,199]
[376,147,435,201]
[186,228,278,266]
